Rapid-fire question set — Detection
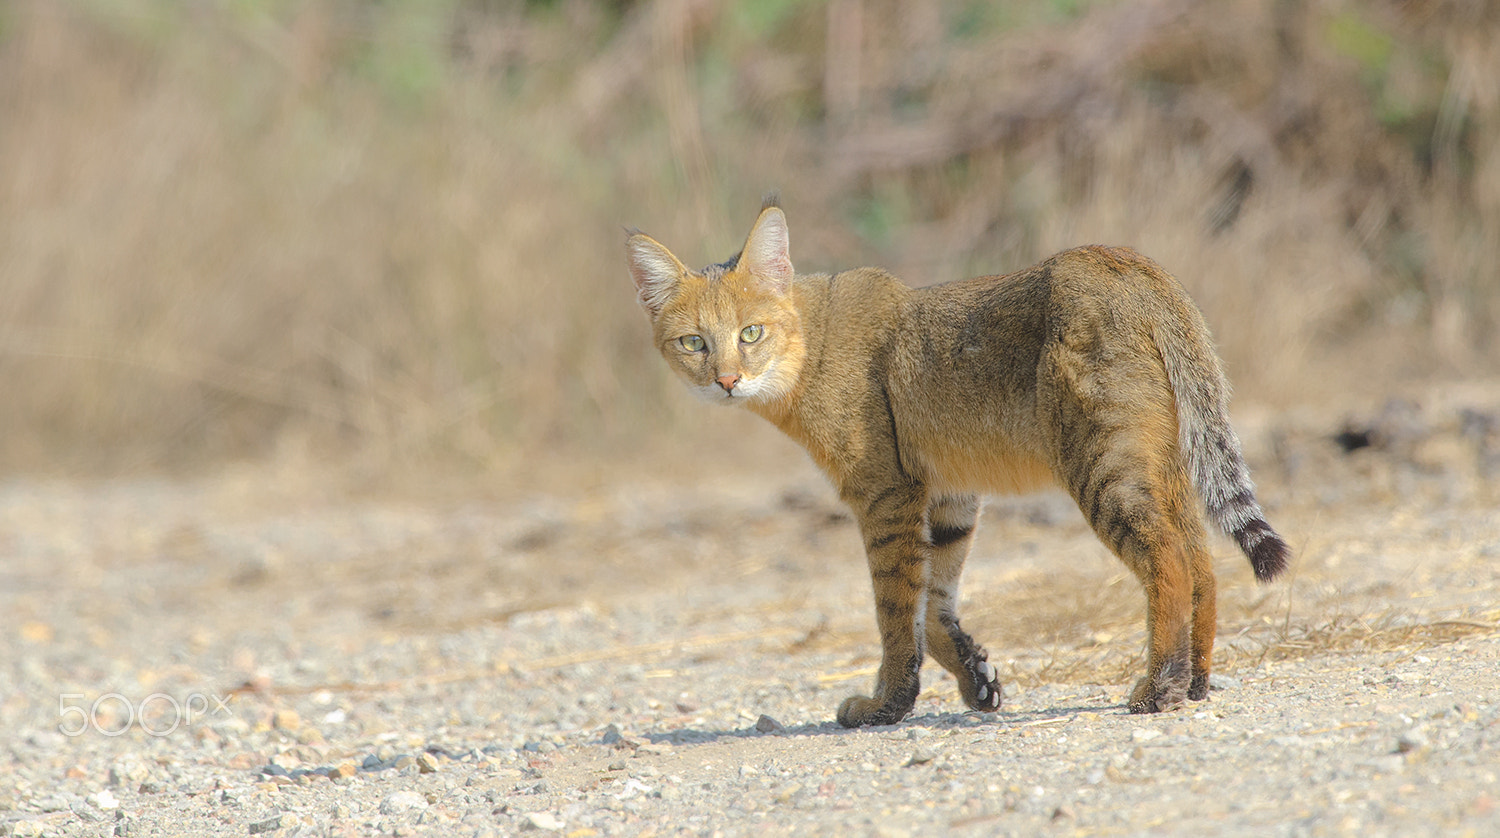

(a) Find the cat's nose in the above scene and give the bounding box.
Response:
[716,373,740,393]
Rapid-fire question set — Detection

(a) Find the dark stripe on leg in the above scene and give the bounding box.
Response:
[929,523,974,549]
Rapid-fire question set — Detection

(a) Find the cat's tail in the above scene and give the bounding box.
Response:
[1153,313,1290,583]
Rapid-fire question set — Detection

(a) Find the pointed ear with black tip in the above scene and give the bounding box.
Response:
[741,204,793,295]
[625,232,689,317]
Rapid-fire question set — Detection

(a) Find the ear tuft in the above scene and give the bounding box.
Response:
[742,205,793,293]
[626,234,686,317]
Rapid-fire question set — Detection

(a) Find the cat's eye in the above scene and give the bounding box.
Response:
[679,335,706,352]
[739,324,764,344]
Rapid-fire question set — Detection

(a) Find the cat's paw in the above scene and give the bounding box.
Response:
[836,694,913,728]
[1187,672,1210,702]
[1127,673,1188,714]
[960,658,1002,712]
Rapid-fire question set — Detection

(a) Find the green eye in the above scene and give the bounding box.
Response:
[679,335,705,352]
[740,324,764,344]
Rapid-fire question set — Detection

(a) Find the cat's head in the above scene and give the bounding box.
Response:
[626,199,806,406]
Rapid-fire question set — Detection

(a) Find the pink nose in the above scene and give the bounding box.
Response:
[716,373,740,392]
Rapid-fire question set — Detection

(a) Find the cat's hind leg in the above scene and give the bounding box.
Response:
[1072,450,1210,714]
[922,494,1002,713]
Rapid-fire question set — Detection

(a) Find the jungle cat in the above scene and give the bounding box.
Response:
[625,197,1290,727]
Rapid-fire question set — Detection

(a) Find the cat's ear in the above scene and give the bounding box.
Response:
[741,205,793,294]
[626,232,688,317]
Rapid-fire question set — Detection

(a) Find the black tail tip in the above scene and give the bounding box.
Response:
[1248,533,1291,583]
[1233,518,1289,582]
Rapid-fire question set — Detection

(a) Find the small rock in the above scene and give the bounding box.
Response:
[1130,729,1163,744]
[392,754,416,771]
[109,761,150,788]
[903,749,937,767]
[600,724,624,745]
[361,754,385,771]
[1208,673,1241,691]
[247,812,283,834]
[11,821,42,838]
[271,709,300,732]
[521,811,564,832]
[87,789,120,810]
[754,714,784,734]
[1396,729,1429,754]
[417,752,440,774]
[329,762,358,779]
[25,730,66,749]
[73,801,108,823]
[270,750,303,770]
[379,791,429,816]
[225,752,265,770]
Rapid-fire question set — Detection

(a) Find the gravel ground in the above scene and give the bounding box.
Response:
[2,385,1498,837]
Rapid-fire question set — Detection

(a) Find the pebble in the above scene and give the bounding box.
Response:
[1209,673,1242,691]
[109,762,149,788]
[247,812,283,834]
[522,811,564,832]
[904,749,937,767]
[379,791,429,816]
[417,752,440,773]
[87,789,120,810]
[1396,729,1430,754]
[754,714,785,733]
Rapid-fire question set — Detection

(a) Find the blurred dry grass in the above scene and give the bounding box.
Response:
[2,0,1498,476]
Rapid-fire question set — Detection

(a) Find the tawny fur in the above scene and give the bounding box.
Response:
[626,198,1289,727]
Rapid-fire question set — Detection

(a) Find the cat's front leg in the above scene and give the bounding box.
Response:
[837,481,930,728]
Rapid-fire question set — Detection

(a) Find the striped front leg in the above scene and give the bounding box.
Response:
[837,481,930,728]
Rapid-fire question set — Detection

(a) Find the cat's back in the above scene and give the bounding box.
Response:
[882,246,1191,495]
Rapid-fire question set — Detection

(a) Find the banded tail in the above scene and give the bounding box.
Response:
[1154,319,1290,582]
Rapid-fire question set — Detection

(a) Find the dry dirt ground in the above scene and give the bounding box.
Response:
[2,382,1499,837]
